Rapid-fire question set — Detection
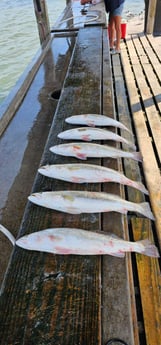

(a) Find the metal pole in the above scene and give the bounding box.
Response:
[145,0,157,34]
[33,0,51,45]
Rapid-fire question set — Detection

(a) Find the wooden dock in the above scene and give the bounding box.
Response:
[0,2,161,345]
[110,31,161,344]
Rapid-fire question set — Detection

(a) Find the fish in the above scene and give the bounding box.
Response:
[0,224,159,258]
[16,228,159,258]
[28,190,154,220]
[58,127,136,149]
[50,143,142,161]
[65,114,132,133]
[38,163,148,195]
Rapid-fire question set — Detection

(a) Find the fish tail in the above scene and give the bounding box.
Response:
[138,202,155,220]
[130,181,149,195]
[128,142,136,150]
[132,151,143,162]
[136,239,159,257]
[120,123,133,135]
[0,224,16,246]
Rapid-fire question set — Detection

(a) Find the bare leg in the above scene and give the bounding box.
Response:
[114,15,122,51]
[109,15,116,49]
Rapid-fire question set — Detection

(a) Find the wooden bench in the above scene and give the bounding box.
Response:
[1,4,161,344]
[0,24,138,345]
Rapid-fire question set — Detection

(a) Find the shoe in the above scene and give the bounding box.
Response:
[110,49,121,55]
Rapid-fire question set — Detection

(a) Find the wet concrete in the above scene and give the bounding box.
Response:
[0,33,76,286]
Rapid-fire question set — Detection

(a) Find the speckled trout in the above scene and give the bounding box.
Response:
[28,191,154,220]
[58,127,136,149]
[50,143,142,161]
[38,163,148,195]
[65,114,132,133]
[15,228,159,258]
[0,224,158,258]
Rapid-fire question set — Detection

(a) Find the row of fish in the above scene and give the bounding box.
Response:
[0,225,159,258]
[33,114,152,219]
[1,114,158,258]
[28,114,156,256]
[51,114,139,161]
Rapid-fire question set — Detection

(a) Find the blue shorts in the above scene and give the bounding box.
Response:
[111,3,124,16]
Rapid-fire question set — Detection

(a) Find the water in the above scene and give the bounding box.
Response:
[123,0,145,17]
[0,0,66,104]
[0,0,145,105]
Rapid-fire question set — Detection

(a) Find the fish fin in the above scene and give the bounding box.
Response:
[134,181,149,195]
[87,122,95,127]
[127,180,149,195]
[82,135,91,141]
[133,151,143,162]
[66,208,81,214]
[110,251,125,258]
[76,153,87,160]
[72,177,85,183]
[139,202,155,220]
[0,224,16,246]
[102,232,122,239]
[128,142,136,150]
[137,239,160,258]
[95,230,122,240]
[119,208,128,215]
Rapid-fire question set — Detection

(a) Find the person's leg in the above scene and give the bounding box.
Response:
[113,15,122,51]
[109,14,115,49]
[110,3,124,53]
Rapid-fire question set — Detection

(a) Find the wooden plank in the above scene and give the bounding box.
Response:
[33,0,51,45]
[121,35,161,250]
[122,33,161,250]
[145,0,157,34]
[112,52,147,345]
[147,34,161,58]
[132,36,161,114]
[131,63,161,163]
[131,36,149,64]
[132,218,161,345]
[116,43,161,344]
[102,46,138,345]
[0,27,104,345]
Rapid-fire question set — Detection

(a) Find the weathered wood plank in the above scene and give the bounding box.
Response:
[132,36,161,115]
[121,36,161,344]
[0,27,104,345]
[121,37,161,250]
[102,47,137,345]
[132,218,161,345]
[111,52,146,345]
[145,0,157,34]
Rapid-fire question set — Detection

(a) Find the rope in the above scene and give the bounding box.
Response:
[58,14,99,27]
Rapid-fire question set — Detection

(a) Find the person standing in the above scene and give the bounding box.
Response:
[80,0,125,53]
[104,0,125,54]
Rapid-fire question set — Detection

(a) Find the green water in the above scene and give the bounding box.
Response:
[0,0,144,105]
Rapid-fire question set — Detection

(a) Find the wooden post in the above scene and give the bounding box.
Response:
[145,0,157,34]
[33,0,51,45]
